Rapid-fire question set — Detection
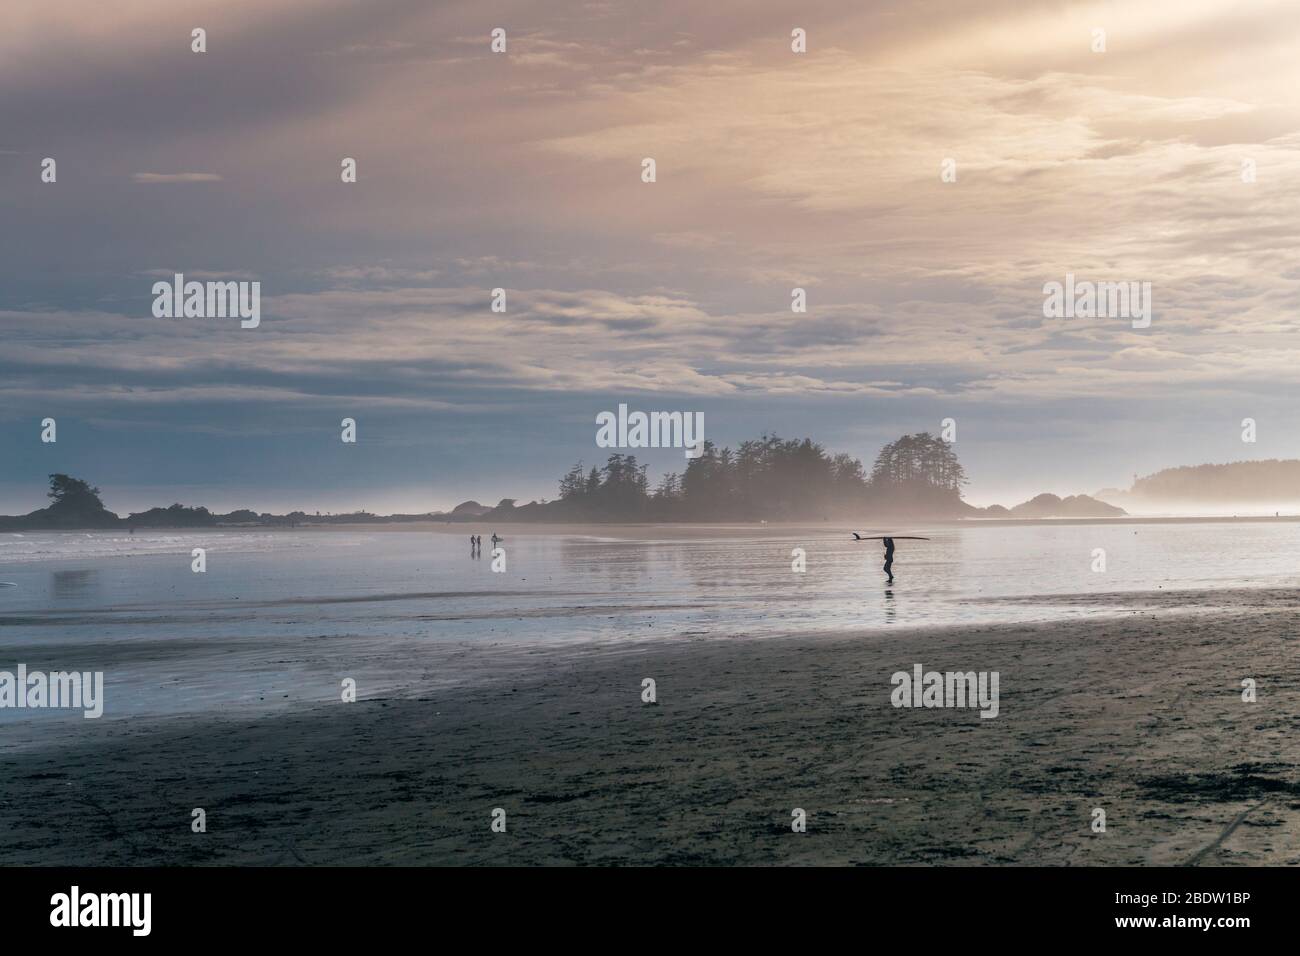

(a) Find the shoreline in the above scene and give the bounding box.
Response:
[3,589,1297,865]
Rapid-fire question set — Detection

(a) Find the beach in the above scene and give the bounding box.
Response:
[3,583,1298,866]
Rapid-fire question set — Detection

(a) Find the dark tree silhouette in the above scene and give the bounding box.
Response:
[0,473,124,528]
[549,431,972,521]
[558,462,586,500]
[47,474,105,510]
[868,433,966,492]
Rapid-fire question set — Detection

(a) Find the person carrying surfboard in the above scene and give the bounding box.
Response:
[852,532,928,582]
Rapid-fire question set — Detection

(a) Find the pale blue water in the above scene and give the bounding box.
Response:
[0,523,1295,731]
[1,523,1295,636]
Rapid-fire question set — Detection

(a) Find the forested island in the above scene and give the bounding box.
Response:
[0,433,1125,529]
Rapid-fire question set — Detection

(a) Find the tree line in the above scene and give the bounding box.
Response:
[554,432,969,520]
[2,435,972,530]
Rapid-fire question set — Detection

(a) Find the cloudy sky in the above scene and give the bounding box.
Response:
[4,0,1300,515]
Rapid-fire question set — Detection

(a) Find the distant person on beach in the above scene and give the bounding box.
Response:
[491,533,501,547]
[882,537,895,582]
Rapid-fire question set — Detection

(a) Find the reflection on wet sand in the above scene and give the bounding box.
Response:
[52,569,99,600]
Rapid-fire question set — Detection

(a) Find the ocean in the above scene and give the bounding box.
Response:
[0,522,1294,734]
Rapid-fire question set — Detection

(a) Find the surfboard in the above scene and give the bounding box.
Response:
[851,535,930,540]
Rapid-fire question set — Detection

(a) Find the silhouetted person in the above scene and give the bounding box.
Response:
[491,533,501,547]
[852,532,926,580]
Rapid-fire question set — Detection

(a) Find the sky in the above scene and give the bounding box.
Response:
[4,0,1300,515]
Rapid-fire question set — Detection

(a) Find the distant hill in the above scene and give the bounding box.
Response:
[1109,459,1300,502]
[449,500,492,516]
[1006,493,1126,518]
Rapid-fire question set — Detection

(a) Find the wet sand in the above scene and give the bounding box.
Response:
[2,586,1298,865]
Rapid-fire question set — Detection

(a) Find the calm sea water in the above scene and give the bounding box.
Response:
[1,522,1296,638]
[0,523,1294,730]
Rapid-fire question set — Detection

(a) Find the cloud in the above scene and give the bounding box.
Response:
[131,172,223,183]
[138,269,257,280]
[6,0,1300,507]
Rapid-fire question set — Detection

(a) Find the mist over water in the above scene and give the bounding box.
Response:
[1095,499,1300,518]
